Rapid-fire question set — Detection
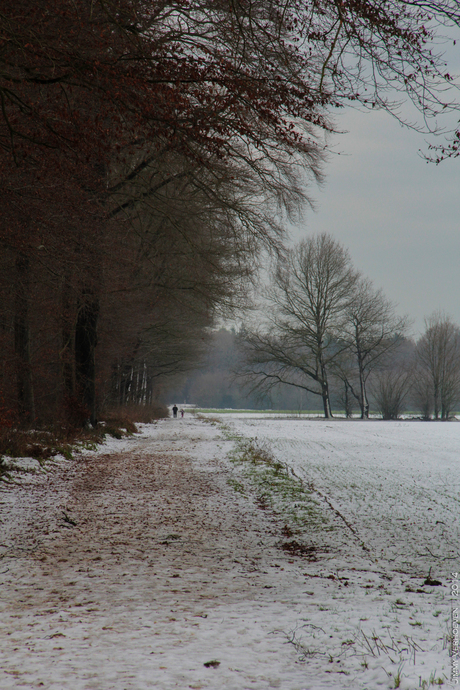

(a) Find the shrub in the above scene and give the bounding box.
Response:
[371,370,412,420]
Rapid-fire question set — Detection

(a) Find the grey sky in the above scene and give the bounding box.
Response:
[296,106,460,337]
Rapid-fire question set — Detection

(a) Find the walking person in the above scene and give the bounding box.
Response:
[172,404,178,418]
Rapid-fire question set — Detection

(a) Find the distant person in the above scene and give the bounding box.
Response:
[180,409,184,418]
[172,404,178,418]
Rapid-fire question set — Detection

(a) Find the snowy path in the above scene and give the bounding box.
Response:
[0,419,328,690]
[0,417,457,689]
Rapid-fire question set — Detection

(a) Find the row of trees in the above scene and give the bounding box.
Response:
[238,234,460,419]
[1,2,460,426]
[0,0,316,425]
[166,309,460,421]
[413,315,460,420]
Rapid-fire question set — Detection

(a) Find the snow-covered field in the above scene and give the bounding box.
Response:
[200,414,460,688]
[222,416,460,572]
[0,416,458,689]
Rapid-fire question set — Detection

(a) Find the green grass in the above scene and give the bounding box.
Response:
[195,407,460,419]
[195,408,327,415]
[224,433,328,534]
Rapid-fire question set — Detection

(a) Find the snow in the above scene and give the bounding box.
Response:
[0,416,458,689]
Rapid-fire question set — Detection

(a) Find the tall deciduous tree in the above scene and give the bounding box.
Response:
[240,234,359,418]
[340,278,408,418]
[415,313,460,420]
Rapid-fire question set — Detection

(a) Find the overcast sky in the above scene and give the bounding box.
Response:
[295,105,460,338]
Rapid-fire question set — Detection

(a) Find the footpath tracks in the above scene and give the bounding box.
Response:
[0,420,319,690]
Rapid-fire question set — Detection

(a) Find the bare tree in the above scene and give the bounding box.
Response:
[340,278,409,418]
[411,371,434,420]
[415,313,460,420]
[240,234,359,418]
[371,368,413,420]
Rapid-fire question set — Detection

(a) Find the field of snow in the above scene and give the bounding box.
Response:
[201,414,460,688]
[221,417,460,572]
[0,415,458,690]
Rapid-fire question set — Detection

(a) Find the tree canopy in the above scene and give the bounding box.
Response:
[1,1,459,424]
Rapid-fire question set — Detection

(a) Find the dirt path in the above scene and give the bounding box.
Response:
[0,419,318,690]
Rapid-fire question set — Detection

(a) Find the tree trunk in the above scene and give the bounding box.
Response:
[320,367,332,418]
[433,381,440,420]
[14,253,35,424]
[343,380,353,418]
[75,290,99,426]
[356,353,368,419]
[61,273,74,403]
[146,369,153,405]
